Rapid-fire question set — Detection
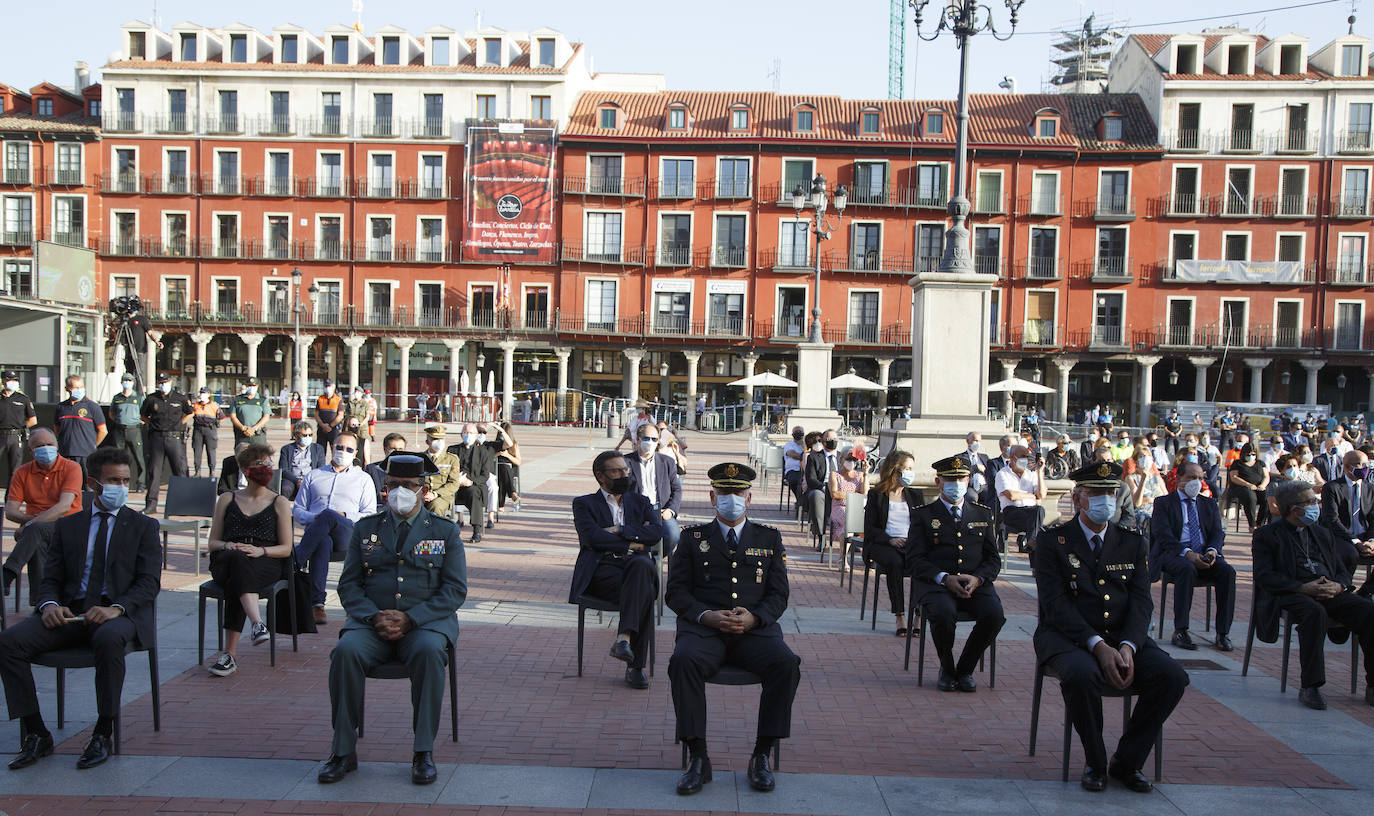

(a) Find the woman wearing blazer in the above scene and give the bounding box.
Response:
[863,451,926,637]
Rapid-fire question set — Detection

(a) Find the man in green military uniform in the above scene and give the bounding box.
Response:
[105,373,145,492]
[345,386,372,462]
[318,451,467,787]
[230,376,272,447]
[422,424,462,518]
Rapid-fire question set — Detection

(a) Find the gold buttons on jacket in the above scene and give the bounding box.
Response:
[731,592,738,599]
[1102,594,1110,601]
[731,577,738,583]
[398,576,404,583]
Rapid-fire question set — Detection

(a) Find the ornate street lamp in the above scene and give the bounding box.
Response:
[791,174,847,342]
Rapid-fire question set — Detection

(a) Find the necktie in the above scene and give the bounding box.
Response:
[951,505,961,524]
[397,521,411,546]
[1185,499,1204,553]
[726,528,739,556]
[1090,533,1103,555]
[1353,483,1365,537]
[87,512,110,605]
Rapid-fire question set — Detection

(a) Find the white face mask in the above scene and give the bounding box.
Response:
[199,393,211,403]
[461,433,475,446]
[477,433,487,444]
[2,380,16,392]
[353,391,363,400]
[121,381,134,394]
[1085,494,1115,525]
[159,383,171,394]
[324,386,334,396]
[298,436,313,447]
[967,441,980,453]
[1181,479,1203,499]
[387,486,418,516]
[899,469,917,486]
[638,439,657,455]
[245,387,257,397]
[429,439,444,453]
[331,448,352,467]
[1015,458,1030,470]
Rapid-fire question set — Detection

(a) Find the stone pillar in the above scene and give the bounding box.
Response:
[554,346,571,424]
[441,339,465,403]
[740,352,759,408]
[390,337,416,419]
[1188,356,1217,403]
[145,330,162,391]
[1135,355,1161,428]
[499,339,518,420]
[343,335,367,393]
[1300,359,1325,406]
[623,348,646,402]
[876,358,894,409]
[1244,357,1272,404]
[240,332,265,381]
[1052,357,1078,422]
[293,334,316,397]
[998,358,1017,419]
[189,330,213,391]
[683,350,702,429]
[1367,369,1374,416]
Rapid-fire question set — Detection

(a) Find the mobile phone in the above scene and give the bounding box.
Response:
[62,616,85,623]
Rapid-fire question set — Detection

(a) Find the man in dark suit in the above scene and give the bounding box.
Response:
[1314,440,1345,484]
[1282,421,1309,453]
[571,451,662,689]
[0,447,160,770]
[804,429,837,539]
[278,420,327,500]
[366,433,407,505]
[961,431,991,499]
[1032,461,1189,794]
[1254,479,1374,710]
[446,422,494,543]
[318,452,467,786]
[1150,462,1236,651]
[1079,428,1102,468]
[668,462,800,797]
[626,425,682,557]
[907,455,1004,691]
[1319,450,1374,596]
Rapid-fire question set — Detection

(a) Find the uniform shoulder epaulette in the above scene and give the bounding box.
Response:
[1043,518,1071,532]
[966,499,990,510]
[749,521,778,533]
[1113,522,1143,537]
[357,510,387,526]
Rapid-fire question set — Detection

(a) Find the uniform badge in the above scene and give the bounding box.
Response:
[931,518,941,530]
[699,542,710,552]
[756,567,764,583]
[1097,463,1111,478]
[77,407,88,418]
[1067,553,1081,568]
[725,463,738,477]
[415,539,446,556]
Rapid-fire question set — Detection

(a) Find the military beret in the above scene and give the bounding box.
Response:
[932,455,970,478]
[382,451,440,478]
[1069,460,1123,489]
[708,461,756,490]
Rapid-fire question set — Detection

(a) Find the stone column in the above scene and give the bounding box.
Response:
[1135,355,1161,428]
[293,334,316,397]
[623,348,646,402]
[876,357,894,409]
[499,339,518,420]
[240,332,265,381]
[683,350,702,428]
[1299,359,1325,406]
[998,358,1017,419]
[1052,357,1078,422]
[439,339,465,404]
[1244,357,1272,404]
[740,352,759,408]
[390,337,416,419]
[1188,356,1217,403]
[189,330,213,391]
[145,330,162,391]
[554,346,572,424]
[342,335,367,392]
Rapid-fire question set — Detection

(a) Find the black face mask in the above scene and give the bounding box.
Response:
[792,432,804,441]
[823,439,837,451]
[605,476,630,495]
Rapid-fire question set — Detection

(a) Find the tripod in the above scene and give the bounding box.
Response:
[113,317,147,394]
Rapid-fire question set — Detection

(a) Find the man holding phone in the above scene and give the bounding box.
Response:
[1149,462,1236,651]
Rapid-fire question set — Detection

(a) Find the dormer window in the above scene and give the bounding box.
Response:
[88,99,100,117]
[598,106,618,130]
[431,37,450,65]
[1226,43,1250,75]
[484,38,502,65]
[731,106,749,130]
[1101,114,1123,141]
[281,34,298,63]
[331,36,349,64]
[36,98,52,116]
[1279,43,1303,74]
[382,36,400,65]
[860,109,880,135]
[180,33,196,61]
[1175,43,1198,74]
[229,34,248,63]
[129,31,146,59]
[1342,44,1365,76]
[1035,115,1059,138]
[667,106,687,130]
[924,110,945,136]
[537,38,555,67]
[794,107,814,133]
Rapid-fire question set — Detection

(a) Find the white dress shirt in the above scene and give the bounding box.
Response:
[995,467,1039,509]
[601,489,625,526]
[292,465,377,526]
[636,452,658,507]
[782,440,804,475]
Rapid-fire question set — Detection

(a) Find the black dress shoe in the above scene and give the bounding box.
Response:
[955,674,977,693]
[1108,760,1154,793]
[1365,686,1374,707]
[936,671,956,692]
[1171,630,1198,650]
[609,640,634,665]
[411,751,437,785]
[676,756,712,795]
[1328,625,1351,645]
[1080,767,1107,792]
[747,752,776,792]
[317,753,357,783]
[75,733,112,770]
[470,533,483,543]
[1299,686,1328,710]
[1215,634,1234,652]
[624,667,649,689]
[7,732,52,770]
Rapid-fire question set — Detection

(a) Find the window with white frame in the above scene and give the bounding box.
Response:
[714,214,747,266]
[369,154,393,196]
[1031,172,1059,214]
[659,214,691,265]
[216,213,239,257]
[1275,300,1302,346]
[854,161,888,204]
[320,92,342,134]
[367,282,392,323]
[1349,103,1372,149]
[585,212,622,260]
[3,142,30,184]
[975,170,1002,213]
[418,283,443,325]
[1095,292,1126,345]
[477,94,498,120]
[777,220,809,267]
[421,155,445,199]
[1336,302,1364,349]
[418,217,444,262]
[113,147,137,192]
[265,214,290,259]
[1338,234,1367,282]
[915,164,947,206]
[1220,299,1247,345]
[267,151,290,196]
[660,158,694,198]
[318,153,343,196]
[1025,291,1056,345]
[164,148,189,193]
[5,259,34,295]
[718,157,750,197]
[586,279,617,330]
[916,224,943,272]
[1341,44,1365,76]
[1,195,32,244]
[163,277,189,317]
[847,291,879,341]
[708,290,744,335]
[55,143,81,184]
[588,155,622,194]
[368,216,393,260]
[1279,167,1307,215]
[423,94,443,136]
[1166,299,1193,345]
[1223,232,1250,261]
[317,216,342,260]
[215,150,239,194]
[315,280,342,321]
[782,159,814,199]
[531,95,552,120]
[973,225,1001,276]
[851,223,881,270]
[1343,167,1370,216]
[653,289,690,334]
[524,286,550,328]
[163,212,187,256]
[214,279,239,318]
[53,196,83,246]
[1029,227,1058,278]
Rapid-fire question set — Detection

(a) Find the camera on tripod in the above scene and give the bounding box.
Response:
[109,294,143,321]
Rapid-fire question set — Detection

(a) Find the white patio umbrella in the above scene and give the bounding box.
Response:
[727,372,799,388]
[890,379,913,389]
[828,369,885,427]
[987,376,1055,433]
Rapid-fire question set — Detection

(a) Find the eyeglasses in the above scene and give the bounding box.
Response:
[385,481,423,491]
[335,445,356,453]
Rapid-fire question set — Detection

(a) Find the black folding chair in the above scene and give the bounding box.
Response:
[197,554,299,667]
[675,666,781,769]
[1028,661,1163,783]
[356,641,459,742]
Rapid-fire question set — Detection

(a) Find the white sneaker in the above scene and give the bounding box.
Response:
[208,653,237,677]
[250,621,270,646]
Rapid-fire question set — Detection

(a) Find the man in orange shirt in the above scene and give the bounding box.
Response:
[2,428,82,600]
[315,379,343,448]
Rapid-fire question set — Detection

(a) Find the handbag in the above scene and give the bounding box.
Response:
[272,566,319,636]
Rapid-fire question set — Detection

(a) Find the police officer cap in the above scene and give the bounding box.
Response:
[243,376,259,386]
[932,455,971,478]
[1069,460,1123,489]
[323,378,334,387]
[708,461,756,491]
[155,372,171,384]
[424,423,447,439]
[382,451,440,478]
[1,369,16,381]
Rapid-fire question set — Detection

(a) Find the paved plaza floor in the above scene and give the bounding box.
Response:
[0,422,1370,815]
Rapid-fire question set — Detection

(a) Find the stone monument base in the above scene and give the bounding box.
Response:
[878,416,1008,486]
[785,407,846,437]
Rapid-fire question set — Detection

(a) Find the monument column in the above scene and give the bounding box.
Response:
[1188,356,1217,403]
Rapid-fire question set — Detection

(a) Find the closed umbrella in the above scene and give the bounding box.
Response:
[487,370,497,420]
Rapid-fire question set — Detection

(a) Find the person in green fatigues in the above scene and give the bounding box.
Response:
[105,374,145,491]
[230,376,273,447]
[317,452,467,788]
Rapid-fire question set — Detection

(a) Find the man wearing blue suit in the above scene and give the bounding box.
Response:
[626,424,682,557]
[571,451,662,689]
[1150,461,1236,651]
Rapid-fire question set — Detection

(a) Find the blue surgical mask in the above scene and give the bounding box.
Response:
[69,389,85,401]
[121,381,134,393]
[1186,453,1199,464]
[899,469,917,486]
[1301,503,1321,526]
[715,493,747,522]
[1085,494,1115,525]
[33,445,58,466]
[941,480,967,503]
[461,433,475,446]
[1284,467,1300,480]
[99,483,129,511]
[477,433,487,444]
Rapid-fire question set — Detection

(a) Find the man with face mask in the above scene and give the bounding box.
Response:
[1047,435,1081,476]
[189,387,225,479]
[804,430,840,540]
[907,456,1004,692]
[139,372,193,514]
[1319,450,1374,598]
[318,451,467,787]
[615,399,656,454]
[345,387,372,461]
[996,444,1045,554]
[1032,461,1189,793]
[626,425,681,558]
[0,369,38,492]
[1283,421,1309,453]
[1149,462,1235,651]
[668,462,799,797]
[1079,427,1100,468]
[230,376,272,449]
[1254,479,1374,710]
[0,447,160,771]
[104,374,144,493]
[367,433,407,505]
[278,420,326,501]
[1163,409,1182,458]
[54,375,107,476]
[445,423,493,543]
[421,425,463,520]
[962,432,990,498]
[292,433,376,624]
[315,379,343,448]
[570,451,662,689]
[2,428,84,599]
[781,426,806,507]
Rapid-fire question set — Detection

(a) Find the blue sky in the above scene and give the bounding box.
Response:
[3,0,1367,100]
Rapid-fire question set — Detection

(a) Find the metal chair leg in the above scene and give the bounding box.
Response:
[576,605,586,677]
[1028,665,1043,755]
[1280,616,1293,693]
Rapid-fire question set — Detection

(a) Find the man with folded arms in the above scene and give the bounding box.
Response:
[1150,461,1236,651]
[293,433,376,624]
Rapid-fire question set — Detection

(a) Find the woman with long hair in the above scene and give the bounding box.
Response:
[862,450,925,636]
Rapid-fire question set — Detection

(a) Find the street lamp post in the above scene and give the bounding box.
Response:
[290,268,320,396]
[791,175,848,343]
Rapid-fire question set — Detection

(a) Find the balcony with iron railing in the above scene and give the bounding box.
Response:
[1086,255,1133,283]
[305,115,347,137]
[822,322,910,346]
[203,115,243,135]
[1091,193,1135,221]
[973,191,1005,215]
[760,248,811,271]
[1329,326,1365,351]
[834,250,908,274]
[2,167,32,185]
[1160,192,1206,216]
[1331,195,1371,218]
[1015,194,1063,217]
[358,117,399,138]
[155,112,192,134]
[711,246,748,268]
[1277,129,1318,153]
[1338,129,1374,154]
[0,229,33,247]
[655,246,696,268]
[102,112,143,134]
[846,183,894,207]
[651,314,690,336]
[99,172,143,194]
[144,173,194,195]
[1221,191,1257,217]
[1266,193,1317,218]
[252,175,296,197]
[914,254,942,275]
[1167,128,1207,152]
[710,177,752,199]
[43,167,85,186]
[1330,262,1371,285]
[561,242,643,265]
[50,230,87,248]
[1019,320,1058,347]
[1019,256,1063,281]
[1224,129,1260,153]
[654,178,696,201]
[562,175,647,197]
[301,176,350,198]
[910,186,949,209]
[199,174,245,196]
[973,255,1003,277]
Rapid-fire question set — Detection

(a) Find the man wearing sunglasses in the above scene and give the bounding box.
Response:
[293,433,376,624]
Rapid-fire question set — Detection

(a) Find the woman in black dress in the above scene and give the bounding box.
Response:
[205,442,294,677]
[862,450,926,637]
[1226,442,1269,533]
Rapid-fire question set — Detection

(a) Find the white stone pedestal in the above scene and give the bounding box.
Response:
[788,341,844,432]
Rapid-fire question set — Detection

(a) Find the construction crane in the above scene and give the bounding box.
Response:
[889,0,906,99]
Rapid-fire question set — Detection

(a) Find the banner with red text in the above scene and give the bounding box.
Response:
[462,123,557,263]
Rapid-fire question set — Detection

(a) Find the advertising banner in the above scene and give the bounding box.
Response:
[462,123,556,263]
[1173,260,1305,284]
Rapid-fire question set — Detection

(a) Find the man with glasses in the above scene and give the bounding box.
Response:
[318,451,466,787]
[293,433,376,624]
